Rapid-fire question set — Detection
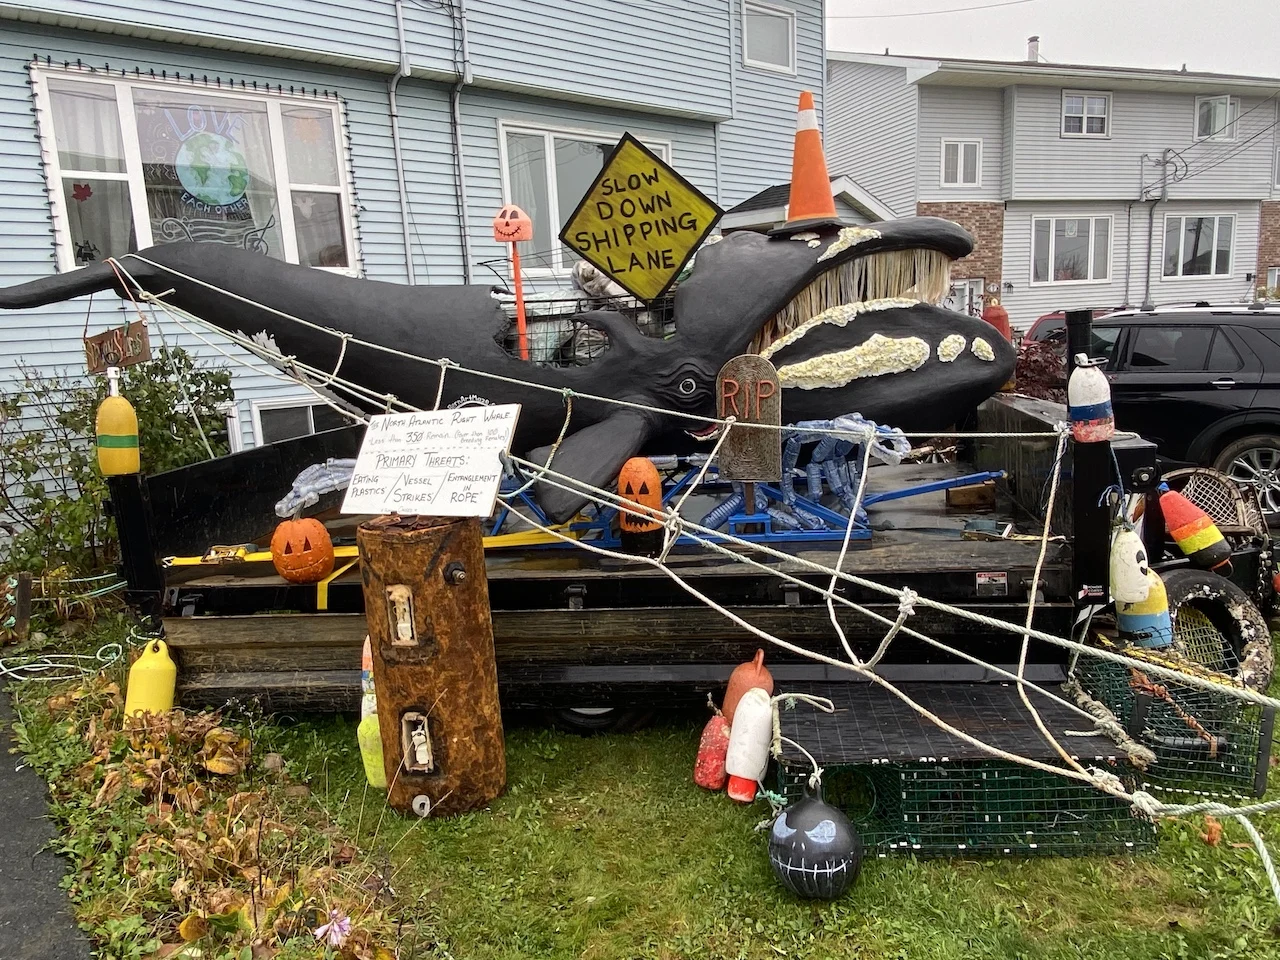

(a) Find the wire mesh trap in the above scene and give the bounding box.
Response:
[1073,656,1274,801]
[774,681,1156,857]
[494,293,676,365]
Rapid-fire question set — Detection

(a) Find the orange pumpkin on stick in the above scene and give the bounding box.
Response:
[618,457,664,556]
[271,516,336,583]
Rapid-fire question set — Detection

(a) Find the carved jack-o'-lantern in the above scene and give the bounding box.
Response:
[618,457,663,534]
[492,204,533,243]
[270,516,335,583]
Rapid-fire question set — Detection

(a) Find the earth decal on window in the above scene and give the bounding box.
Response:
[176,131,249,208]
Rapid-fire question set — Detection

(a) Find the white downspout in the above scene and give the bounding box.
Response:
[388,0,416,284]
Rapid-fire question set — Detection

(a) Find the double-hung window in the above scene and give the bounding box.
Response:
[941,140,981,186]
[33,66,358,274]
[1062,91,1110,137]
[1163,215,1233,277]
[1031,216,1111,284]
[500,123,670,275]
[1195,95,1239,142]
[742,1,796,74]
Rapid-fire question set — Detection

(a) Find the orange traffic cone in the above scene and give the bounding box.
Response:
[770,90,843,237]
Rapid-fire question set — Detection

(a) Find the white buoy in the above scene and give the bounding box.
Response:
[1067,354,1114,442]
[725,687,773,803]
[1110,526,1151,604]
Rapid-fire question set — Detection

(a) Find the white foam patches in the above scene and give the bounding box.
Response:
[971,337,996,361]
[759,297,920,361]
[776,334,930,390]
[817,225,883,263]
[938,334,966,363]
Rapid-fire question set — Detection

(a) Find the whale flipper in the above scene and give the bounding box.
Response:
[528,409,654,524]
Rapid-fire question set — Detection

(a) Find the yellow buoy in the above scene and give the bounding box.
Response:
[124,639,177,717]
[96,366,139,476]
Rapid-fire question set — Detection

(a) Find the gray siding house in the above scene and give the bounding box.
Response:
[0,1,824,448]
[827,47,1280,329]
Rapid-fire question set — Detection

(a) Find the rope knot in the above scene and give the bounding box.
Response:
[897,587,918,619]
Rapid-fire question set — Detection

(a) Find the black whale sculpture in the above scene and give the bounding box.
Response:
[0,217,1015,521]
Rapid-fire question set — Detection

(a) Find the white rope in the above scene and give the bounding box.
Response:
[827,434,875,667]
[660,417,736,562]
[0,642,124,683]
[432,358,455,411]
[499,391,574,500]
[865,587,918,670]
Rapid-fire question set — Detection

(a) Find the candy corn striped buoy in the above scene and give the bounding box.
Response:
[1067,354,1114,442]
[1159,483,1232,571]
[1117,569,1173,649]
[95,366,139,475]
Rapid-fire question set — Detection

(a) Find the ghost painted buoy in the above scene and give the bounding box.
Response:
[768,785,862,900]
[493,204,533,361]
[1110,526,1151,604]
[1117,569,1173,649]
[617,456,664,556]
[1067,354,1114,442]
[1159,483,1232,572]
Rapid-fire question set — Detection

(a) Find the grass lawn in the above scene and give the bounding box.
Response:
[7,618,1280,959]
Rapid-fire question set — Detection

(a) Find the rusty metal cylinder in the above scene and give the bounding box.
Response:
[357,515,505,816]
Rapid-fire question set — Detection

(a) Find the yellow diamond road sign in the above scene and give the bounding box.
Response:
[559,133,723,302]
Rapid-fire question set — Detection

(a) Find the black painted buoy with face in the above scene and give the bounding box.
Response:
[768,786,862,900]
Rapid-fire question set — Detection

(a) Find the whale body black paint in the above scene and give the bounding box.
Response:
[0,218,1014,521]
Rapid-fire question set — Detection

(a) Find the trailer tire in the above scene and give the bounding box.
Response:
[546,706,656,734]
[1162,568,1274,692]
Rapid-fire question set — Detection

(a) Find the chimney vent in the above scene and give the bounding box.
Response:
[1027,36,1040,62]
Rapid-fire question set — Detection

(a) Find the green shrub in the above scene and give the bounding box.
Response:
[0,347,232,578]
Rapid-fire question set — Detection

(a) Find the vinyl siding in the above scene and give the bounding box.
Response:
[916,86,1002,203]
[1001,86,1015,197]
[0,22,404,447]
[718,0,825,209]
[1011,85,1276,201]
[825,60,916,217]
[1000,199,1260,331]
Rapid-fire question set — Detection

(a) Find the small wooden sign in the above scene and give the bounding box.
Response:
[716,355,781,482]
[84,321,151,374]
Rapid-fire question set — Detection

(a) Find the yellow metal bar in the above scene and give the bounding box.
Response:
[316,559,358,611]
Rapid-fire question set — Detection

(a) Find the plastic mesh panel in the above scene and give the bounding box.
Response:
[777,758,1155,856]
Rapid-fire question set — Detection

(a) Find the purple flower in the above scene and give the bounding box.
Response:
[314,909,351,948]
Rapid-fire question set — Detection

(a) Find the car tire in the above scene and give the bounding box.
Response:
[546,706,656,734]
[1212,434,1280,520]
[1161,567,1274,692]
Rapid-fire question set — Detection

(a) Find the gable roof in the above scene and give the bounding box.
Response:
[723,175,896,229]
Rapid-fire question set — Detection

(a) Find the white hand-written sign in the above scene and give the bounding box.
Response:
[341,404,521,517]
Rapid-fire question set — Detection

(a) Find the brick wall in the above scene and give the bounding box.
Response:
[916,201,1004,302]
[1259,201,1280,294]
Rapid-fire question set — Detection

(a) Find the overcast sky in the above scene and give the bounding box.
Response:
[826,0,1280,77]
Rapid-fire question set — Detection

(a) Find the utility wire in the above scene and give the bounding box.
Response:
[827,0,1039,18]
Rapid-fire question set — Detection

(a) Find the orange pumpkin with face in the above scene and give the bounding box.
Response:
[270,517,335,583]
[618,457,663,534]
[492,205,533,243]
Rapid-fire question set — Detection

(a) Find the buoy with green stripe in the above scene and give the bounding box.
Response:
[96,366,139,476]
[1159,482,1231,572]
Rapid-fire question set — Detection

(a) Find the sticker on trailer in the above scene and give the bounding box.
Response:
[975,571,1008,597]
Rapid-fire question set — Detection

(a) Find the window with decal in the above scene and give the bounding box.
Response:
[500,123,670,275]
[33,67,357,273]
[1031,216,1111,284]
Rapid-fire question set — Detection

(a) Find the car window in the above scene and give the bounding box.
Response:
[1089,325,1122,363]
[1032,317,1064,340]
[1130,326,1212,370]
[1206,331,1243,372]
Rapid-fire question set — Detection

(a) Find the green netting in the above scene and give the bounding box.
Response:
[776,758,1156,857]
[1074,656,1269,800]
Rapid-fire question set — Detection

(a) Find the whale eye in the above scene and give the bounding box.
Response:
[678,377,697,396]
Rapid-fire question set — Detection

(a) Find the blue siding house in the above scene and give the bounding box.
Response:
[0,1,823,448]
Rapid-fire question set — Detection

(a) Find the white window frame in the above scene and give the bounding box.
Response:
[31,64,360,276]
[497,121,672,277]
[1273,146,1280,188]
[940,139,982,187]
[1266,266,1280,296]
[1161,214,1235,279]
[944,277,985,316]
[1194,95,1239,142]
[1061,90,1111,139]
[1029,215,1113,286]
[250,396,352,446]
[741,0,797,76]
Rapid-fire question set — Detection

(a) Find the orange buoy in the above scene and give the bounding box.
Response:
[693,713,731,791]
[1159,483,1232,571]
[723,649,774,723]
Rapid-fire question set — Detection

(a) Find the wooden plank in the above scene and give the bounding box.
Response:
[12,572,32,643]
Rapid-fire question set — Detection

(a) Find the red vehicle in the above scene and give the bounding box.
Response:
[1025,308,1118,342]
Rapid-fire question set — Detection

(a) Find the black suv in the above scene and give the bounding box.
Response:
[1078,304,1280,514]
